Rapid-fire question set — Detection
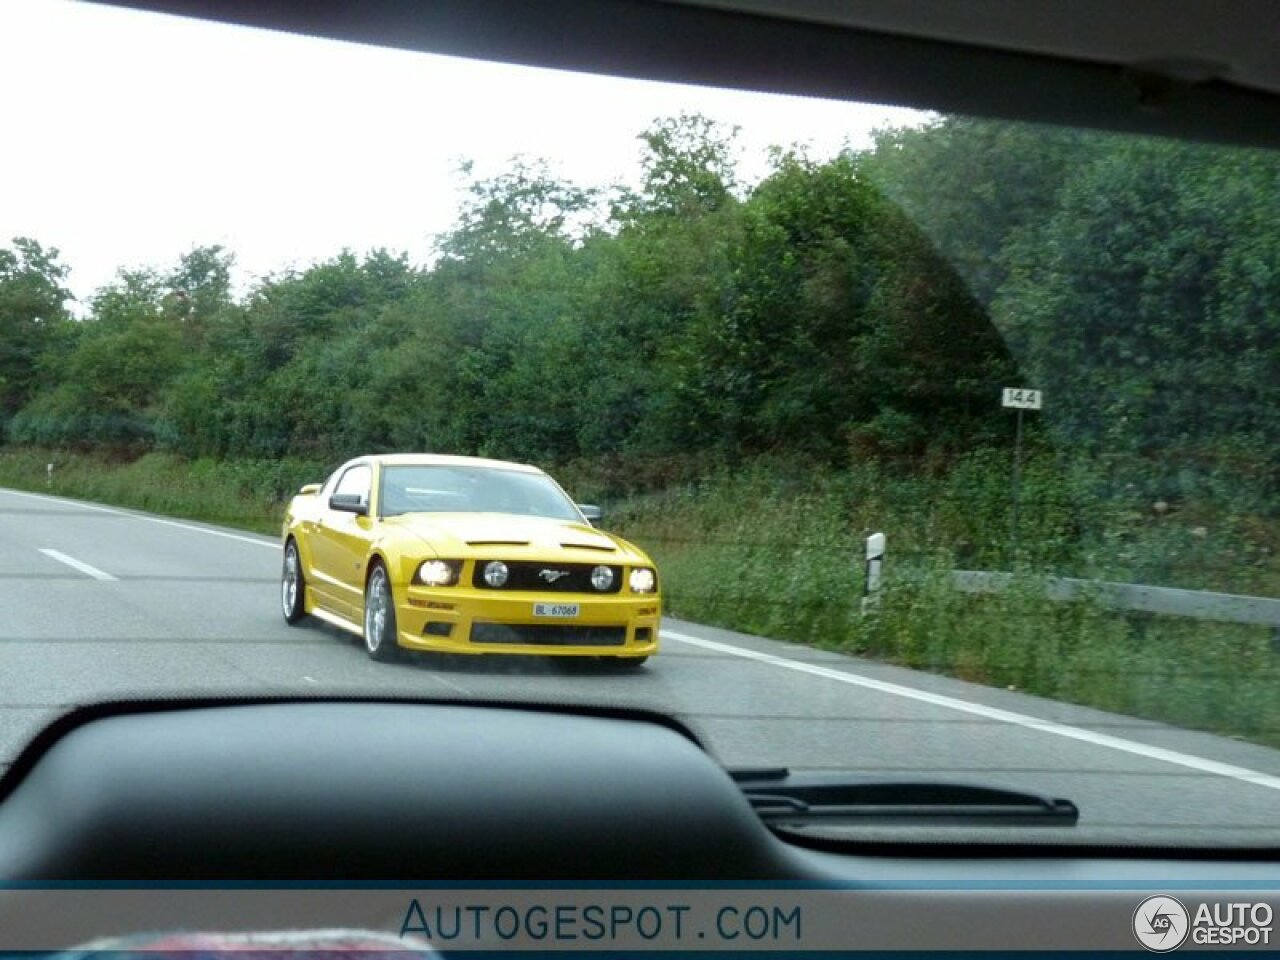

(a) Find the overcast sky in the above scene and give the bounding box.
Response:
[0,0,928,303]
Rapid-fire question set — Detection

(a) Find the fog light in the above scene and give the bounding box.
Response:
[591,565,614,591]
[483,560,509,588]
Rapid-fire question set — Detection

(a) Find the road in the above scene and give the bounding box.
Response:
[3,486,1279,846]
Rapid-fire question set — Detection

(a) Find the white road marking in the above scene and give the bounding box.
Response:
[38,548,117,582]
[663,628,1280,793]
[2,488,278,549]
[302,675,318,684]
[431,673,471,694]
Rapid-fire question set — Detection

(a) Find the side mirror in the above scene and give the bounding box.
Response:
[299,483,321,496]
[577,504,603,524]
[329,493,369,516]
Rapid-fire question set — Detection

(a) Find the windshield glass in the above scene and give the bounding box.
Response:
[380,465,580,520]
[1,0,1278,851]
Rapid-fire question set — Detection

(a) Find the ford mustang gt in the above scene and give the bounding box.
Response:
[280,454,660,663]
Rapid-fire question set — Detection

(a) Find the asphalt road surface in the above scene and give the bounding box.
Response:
[3,486,1279,846]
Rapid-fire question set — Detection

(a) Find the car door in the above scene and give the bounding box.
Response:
[309,462,376,623]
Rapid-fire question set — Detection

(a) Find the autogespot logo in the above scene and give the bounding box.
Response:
[1133,895,1190,952]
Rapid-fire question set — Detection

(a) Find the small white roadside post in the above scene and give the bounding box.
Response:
[1001,388,1042,560]
[46,462,53,488]
[862,532,886,615]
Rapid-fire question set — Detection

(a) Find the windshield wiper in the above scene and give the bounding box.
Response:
[730,768,1078,828]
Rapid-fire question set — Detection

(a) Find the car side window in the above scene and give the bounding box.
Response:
[333,465,372,506]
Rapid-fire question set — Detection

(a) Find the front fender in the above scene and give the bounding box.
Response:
[281,510,316,580]
[367,528,436,592]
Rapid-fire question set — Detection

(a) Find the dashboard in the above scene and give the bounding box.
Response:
[0,699,1276,884]
[0,701,1276,950]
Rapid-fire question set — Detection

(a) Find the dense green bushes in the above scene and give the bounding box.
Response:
[5,117,1277,519]
[3,116,1023,472]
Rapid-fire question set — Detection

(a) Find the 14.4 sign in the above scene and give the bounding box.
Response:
[1002,388,1042,410]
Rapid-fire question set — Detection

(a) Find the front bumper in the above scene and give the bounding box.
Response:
[395,584,661,658]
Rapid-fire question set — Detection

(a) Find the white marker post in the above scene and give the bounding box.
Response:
[862,532,885,615]
[1001,389,1042,560]
[46,462,53,488]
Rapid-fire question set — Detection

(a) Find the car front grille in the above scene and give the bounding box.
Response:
[470,623,627,647]
[470,561,622,594]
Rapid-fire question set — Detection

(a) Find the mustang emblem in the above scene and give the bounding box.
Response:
[538,569,571,583]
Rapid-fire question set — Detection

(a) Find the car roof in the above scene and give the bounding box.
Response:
[101,0,1280,149]
[372,453,543,474]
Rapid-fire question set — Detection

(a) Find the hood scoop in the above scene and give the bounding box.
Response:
[560,541,617,552]
[465,540,530,547]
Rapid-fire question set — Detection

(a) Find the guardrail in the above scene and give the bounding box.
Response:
[951,570,1280,628]
[863,533,1280,629]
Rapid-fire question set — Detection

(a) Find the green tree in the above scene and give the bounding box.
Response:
[995,135,1280,504]
[683,150,1012,459]
[862,117,1088,306]
[10,267,184,450]
[0,237,71,427]
[615,113,740,222]
[437,158,599,266]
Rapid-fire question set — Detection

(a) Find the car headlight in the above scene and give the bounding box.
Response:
[590,565,615,591]
[417,559,459,586]
[483,560,509,588]
[629,567,656,594]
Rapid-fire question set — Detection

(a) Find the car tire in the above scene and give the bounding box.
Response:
[363,563,400,663]
[617,656,649,667]
[281,539,307,625]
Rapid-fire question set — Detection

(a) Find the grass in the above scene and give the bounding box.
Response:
[608,459,1280,748]
[3,444,1277,748]
[0,447,325,536]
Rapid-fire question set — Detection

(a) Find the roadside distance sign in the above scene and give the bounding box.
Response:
[1002,388,1042,410]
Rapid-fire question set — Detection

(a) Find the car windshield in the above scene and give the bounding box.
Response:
[1,0,1279,851]
[380,465,580,520]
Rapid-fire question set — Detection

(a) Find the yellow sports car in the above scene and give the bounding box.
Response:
[280,454,660,664]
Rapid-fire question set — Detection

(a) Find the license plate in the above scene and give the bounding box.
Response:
[534,603,580,618]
